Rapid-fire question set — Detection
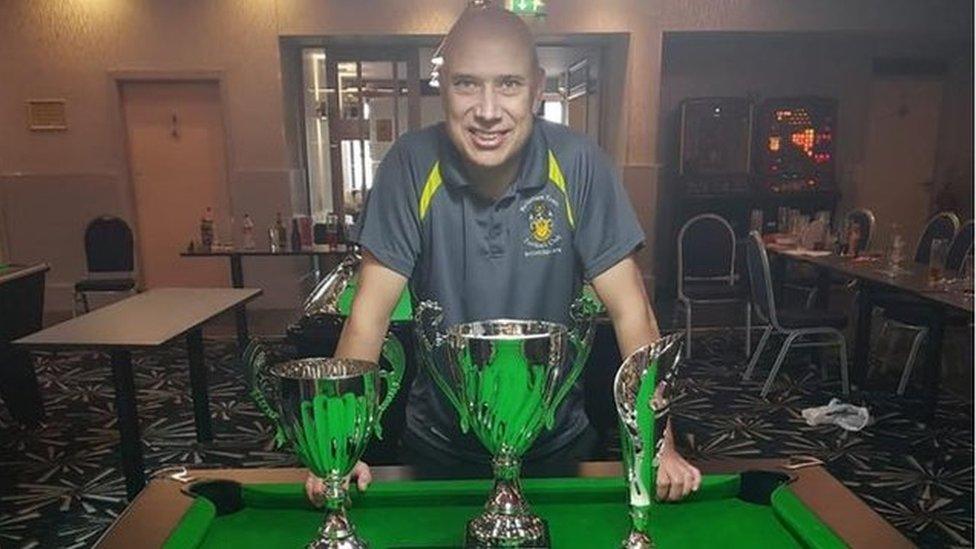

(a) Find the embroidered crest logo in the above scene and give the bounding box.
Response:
[521,195,562,257]
[529,201,554,244]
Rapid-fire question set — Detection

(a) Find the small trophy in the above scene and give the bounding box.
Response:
[613,333,684,549]
[414,296,598,547]
[245,342,404,549]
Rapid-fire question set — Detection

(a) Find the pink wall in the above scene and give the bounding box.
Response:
[0,0,969,313]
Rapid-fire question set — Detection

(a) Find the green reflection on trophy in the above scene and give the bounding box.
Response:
[613,333,684,549]
[414,295,598,547]
[244,341,404,549]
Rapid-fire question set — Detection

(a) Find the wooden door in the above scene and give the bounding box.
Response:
[860,78,944,245]
[121,81,231,288]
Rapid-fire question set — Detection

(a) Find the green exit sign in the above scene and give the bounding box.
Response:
[507,0,546,16]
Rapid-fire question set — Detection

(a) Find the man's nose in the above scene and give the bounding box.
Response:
[474,85,502,123]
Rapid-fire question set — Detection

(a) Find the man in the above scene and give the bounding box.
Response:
[308,4,700,503]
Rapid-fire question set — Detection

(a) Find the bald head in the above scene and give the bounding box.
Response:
[442,4,540,73]
[438,4,546,180]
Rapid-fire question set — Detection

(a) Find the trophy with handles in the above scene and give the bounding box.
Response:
[244,341,404,549]
[414,294,599,547]
[613,333,684,549]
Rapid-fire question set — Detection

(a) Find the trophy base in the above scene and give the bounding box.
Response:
[464,513,550,548]
[622,530,655,549]
[308,507,368,549]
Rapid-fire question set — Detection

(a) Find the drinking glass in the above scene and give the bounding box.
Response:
[929,238,949,285]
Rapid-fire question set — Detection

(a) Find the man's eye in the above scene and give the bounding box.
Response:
[454,79,477,89]
[501,79,522,89]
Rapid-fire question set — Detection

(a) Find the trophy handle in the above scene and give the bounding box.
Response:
[374,334,407,439]
[413,300,471,432]
[243,339,285,446]
[546,293,600,428]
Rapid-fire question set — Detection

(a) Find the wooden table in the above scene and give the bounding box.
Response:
[767,245,973,416]
[180,247,348,349]
[94,459,912,549]
[0,263,50,425]
[14,287,262,498]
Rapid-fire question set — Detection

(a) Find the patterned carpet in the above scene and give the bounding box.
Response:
[0,331,971,548]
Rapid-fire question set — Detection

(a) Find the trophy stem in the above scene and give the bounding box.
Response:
[466,454,549,548]
[309,475,367,549]
[623,506,654,549]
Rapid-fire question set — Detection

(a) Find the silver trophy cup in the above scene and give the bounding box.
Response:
[245,344,404,549]
[613,333,684,549]
[414,297,597,547]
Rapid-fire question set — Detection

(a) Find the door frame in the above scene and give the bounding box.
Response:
[107,70,236,287]
[309,47,420,216]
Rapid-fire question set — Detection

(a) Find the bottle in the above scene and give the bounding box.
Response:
[290,218,302,251]
[242,214,255,250]
[846,221,862,258]
[200,207,214,251]
[275,212,288,251]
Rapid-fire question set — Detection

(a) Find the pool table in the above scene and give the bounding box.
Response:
[94,459,912,548]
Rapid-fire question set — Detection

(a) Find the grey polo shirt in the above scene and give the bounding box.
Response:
[352,118,644,460]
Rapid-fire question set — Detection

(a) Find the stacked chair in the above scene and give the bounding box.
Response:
[676,214,751,358]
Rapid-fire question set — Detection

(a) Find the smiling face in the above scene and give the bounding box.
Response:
[440,9,544,175]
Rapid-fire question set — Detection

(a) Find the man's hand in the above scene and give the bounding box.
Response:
[304,461,373,507]
[656,446,701,502]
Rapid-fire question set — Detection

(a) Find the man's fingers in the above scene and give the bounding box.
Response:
[305,475,325,508]
[667,469,685,501]
[691,465,702,492]
[656,467,672,501]
[355,462,373,491]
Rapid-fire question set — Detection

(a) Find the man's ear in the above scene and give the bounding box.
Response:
[532,66,546,111]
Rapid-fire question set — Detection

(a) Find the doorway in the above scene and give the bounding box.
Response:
[120,81,232,288]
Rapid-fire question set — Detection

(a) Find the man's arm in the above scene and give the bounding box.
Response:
[333,251,409,363]
[589,254,659,360]
[590,254,701,501]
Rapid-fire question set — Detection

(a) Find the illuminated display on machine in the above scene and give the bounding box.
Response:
[757,99,836,193]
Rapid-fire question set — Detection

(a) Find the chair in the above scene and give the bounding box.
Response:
[878,216,968,395]
[742,231,850,397]
[676,214,751,358]
[788,208,876,308]
[945,219,974,274]
[74,216,137,314]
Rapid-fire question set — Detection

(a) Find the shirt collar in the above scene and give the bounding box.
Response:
[437,119,549,194]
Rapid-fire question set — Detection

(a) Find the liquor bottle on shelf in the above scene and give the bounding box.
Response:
[290,218,302,251]
[242,214,256,250]
[200,207,214,251]
[274,212,288,251]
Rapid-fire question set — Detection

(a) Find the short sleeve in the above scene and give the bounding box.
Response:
[571,147,645,280]
[349,143,422,277]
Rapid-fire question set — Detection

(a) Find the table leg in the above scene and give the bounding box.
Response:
[851,284,874,389]
[186,327,213,443]
[922,309,946,421]
[0,348,46,426]
[229,255,249,350]
[771,254,786,304]
[110,350,145,499]
[815,266,830,309]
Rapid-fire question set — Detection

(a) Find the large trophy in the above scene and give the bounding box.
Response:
[244,342,404,548]
[614,333,684,549]
[414,295,598,547]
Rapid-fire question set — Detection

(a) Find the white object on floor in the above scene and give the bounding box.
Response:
[801,398,871,432]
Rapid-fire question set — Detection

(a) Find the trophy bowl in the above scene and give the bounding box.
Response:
[415,299,597,548]
[244,343,404,549]
[613,333,684,549]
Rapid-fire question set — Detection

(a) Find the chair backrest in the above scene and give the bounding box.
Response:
[845,208,876,254]
[677,214,736,298]
[914,211,961,264]
[745,231,779,327]
[946,219,974,273]
[84,216,134,273]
